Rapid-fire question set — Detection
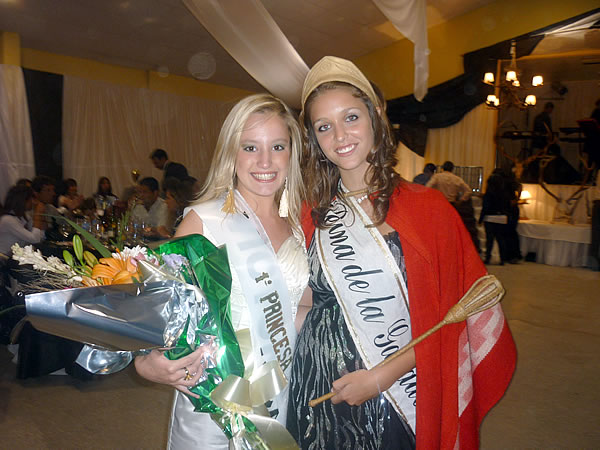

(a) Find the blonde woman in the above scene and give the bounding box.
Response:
[135,94,309,449]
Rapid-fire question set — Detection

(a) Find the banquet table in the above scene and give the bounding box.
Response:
[8,244,95,381]
[517,219,592,267]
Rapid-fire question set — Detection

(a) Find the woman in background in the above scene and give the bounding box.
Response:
[0,185,44,255]
[287,56,516,449]
[156,177,196,238]
[479,172,510,264]
[93,176,118,211]
[58,178,83,213]
[135,93,309,449]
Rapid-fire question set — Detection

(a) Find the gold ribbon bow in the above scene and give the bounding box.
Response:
[210,329,298,450]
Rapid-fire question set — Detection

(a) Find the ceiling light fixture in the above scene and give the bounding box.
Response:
[483,40,543,110]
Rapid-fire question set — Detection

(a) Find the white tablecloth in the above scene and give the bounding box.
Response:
[518,220,592,267]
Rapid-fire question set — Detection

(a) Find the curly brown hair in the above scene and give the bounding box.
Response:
[300,81,402,228]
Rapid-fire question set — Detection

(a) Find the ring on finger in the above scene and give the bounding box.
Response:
[183,366,193,381]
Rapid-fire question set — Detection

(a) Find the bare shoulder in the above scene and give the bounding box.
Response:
[175,209,203,237]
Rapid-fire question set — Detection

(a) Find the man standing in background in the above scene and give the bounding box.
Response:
[413,163,437,185]
[150,148,188,193]
[427,161,480,253]
[532,102,555,151]
[427,161,472,204]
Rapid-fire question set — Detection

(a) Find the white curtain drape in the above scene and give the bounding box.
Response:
[183,0,309,109]
[395,141,424,182]
[183,0,428,106]
[0,64,35,202]
[372,0,429,101]
[424,103,497,183]
[63,76,231,199]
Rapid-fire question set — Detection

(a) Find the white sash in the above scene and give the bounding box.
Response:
[316,196,417,432]
[188,192,296,425]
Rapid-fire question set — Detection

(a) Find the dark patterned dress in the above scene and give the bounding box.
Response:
[287,231,416,449]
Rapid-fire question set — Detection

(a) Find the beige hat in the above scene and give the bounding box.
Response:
[301,56,379,109]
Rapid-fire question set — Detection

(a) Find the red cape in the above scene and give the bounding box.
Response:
[301,182,516,449]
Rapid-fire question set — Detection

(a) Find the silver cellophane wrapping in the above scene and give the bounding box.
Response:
[24,260,211,374]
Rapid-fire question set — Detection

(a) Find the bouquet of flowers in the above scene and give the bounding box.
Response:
[13,227,296,449]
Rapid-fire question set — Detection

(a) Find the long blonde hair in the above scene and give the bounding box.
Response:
[195,93,304,232]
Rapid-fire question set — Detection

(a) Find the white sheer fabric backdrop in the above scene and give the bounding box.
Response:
[183,0,309,109]
[184,0,428,106]
[395,104,496,184]
[372,0,429,101]
[0,64,35,202]
[425,103,497,183]
[395,142,424,182]
[63,76,233,199]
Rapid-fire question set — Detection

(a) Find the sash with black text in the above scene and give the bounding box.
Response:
[316,196,417,432]
[189,191,296,425]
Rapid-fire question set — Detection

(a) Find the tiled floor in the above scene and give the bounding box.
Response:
[481,262,600,449]
[0,261,598,448]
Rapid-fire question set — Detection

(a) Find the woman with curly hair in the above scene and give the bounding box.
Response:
[287,56,516,449]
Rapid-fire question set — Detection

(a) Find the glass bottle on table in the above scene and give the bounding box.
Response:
[105,208,115,240]
[96,201,106,240]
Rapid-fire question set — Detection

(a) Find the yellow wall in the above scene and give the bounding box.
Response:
[3,1,598,101]
[1,34,253,102]
[19,48,254,101]
[20,48,147,88]
[19,48,253,101]
[0,31,21,66]
[146,70,251,101]
[356,0,599,99]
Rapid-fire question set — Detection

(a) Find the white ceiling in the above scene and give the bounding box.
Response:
[0,0,497,91]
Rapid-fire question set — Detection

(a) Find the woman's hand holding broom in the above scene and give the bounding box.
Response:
[328,347,416,406]
[309,275,504,408]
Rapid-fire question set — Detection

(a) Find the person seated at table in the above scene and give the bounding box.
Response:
[57,178,84,213]
[32,175,58,232]
[73,197,101,234]
[16,178,32,188]
[15,179,33,222]
[93,176,118,212]
[131,177,169,238]
[0,185,44,255]
[156,177,195,238]
[80,197,97,218]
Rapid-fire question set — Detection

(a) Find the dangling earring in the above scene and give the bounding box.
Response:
[222,184,236,214]
[278,178,289,218]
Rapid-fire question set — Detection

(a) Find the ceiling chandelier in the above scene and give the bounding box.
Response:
[483,40,543,109]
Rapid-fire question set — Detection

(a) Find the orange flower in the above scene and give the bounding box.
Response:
[81,276,99,287]
[91,255,140,285]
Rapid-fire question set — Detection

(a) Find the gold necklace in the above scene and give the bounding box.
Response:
[339,181,369,204]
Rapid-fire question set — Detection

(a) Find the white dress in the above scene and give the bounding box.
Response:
[167,224,309,449]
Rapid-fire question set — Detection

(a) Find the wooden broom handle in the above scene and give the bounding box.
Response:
[308,321,445,407]
[308,275,503,408]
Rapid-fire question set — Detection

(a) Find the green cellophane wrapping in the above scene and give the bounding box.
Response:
[152,234,244,416]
